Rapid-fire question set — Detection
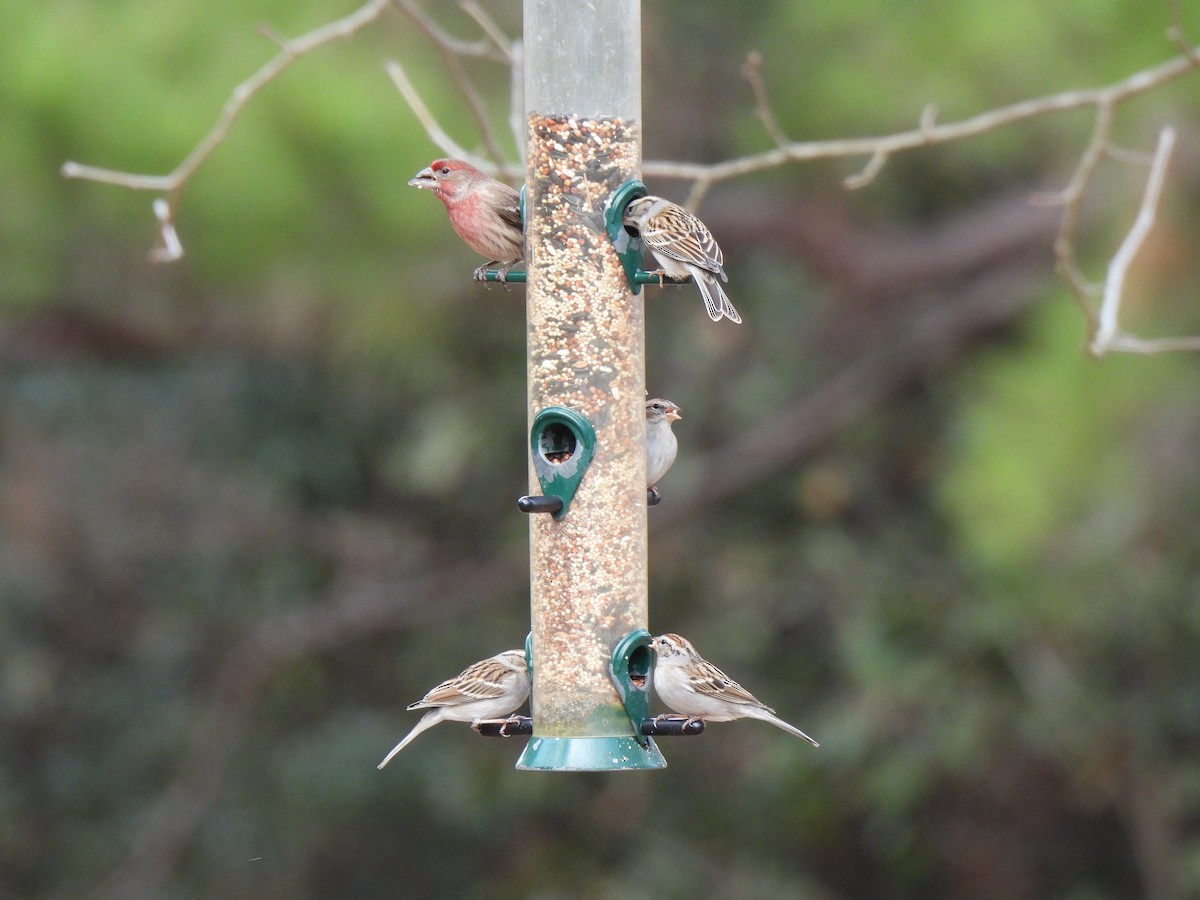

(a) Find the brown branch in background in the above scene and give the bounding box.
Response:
[1094,128,1200,354]
[149,199,182,264]
[1167,0,1200,61]
[60,0,394,259]
[384,60,521,180]
[394,0,512,169]
[642,54,1197,184]
[393,0,507,62]
[1093,126,1176,354]
[384,60,475,162]
[458,0,516,64]
[1036,101,1111,329]
[741,51,791,149]
[58,0,1200,353]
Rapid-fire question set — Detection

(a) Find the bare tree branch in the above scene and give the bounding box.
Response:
[1167,0,1200,62]
[149,198,182,263]
[392,0,507,62]
[1037,101,1113,327]
[59,1,1200,353]
[741,51,791,150]
[60,0,394,257]
[394,0,512,168]
[641,54,1197,182]
[458,0,516,64]
[384,60,520,179]
[1091,127,1180,355]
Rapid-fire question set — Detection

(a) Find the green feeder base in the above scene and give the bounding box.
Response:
[516,735,667,771]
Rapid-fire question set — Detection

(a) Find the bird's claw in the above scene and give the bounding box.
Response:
[473,261,516,291]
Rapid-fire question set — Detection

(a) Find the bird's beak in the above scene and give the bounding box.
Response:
[408,166,436,189]
[666,406,681,421]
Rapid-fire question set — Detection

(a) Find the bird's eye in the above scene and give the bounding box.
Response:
[439,166,451,175]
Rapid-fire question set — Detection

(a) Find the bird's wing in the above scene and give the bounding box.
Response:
[409,656,518,709]
[493,184,523,232]
[641,204,725,275]
[690,659,772,711]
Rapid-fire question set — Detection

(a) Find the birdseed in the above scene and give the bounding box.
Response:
[525,113,648,738]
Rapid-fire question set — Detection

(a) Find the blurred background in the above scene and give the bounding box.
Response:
[4,1,1200,897]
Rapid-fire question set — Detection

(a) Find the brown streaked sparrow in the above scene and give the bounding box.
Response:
[651,633,819,746]
[409,158,524,282]
[623,195,741,323]
[377,649,530,768]
[646,398,681,489]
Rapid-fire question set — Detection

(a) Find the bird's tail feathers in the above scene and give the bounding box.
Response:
[762,710,820,747]
[695,271,741,323]
[377,710,441,769]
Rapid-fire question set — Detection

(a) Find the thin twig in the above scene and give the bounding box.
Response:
[741,51,791,149]
[60,0,394,264]
[384,60,519,179]
[395,0,511,167]
[642,54,1197,182]
[1038,101,1113,326]
[149,199,183,263]
[391,0,505,61]
[61,0,393,194]
[683,177,715,211]
[1166,0,1200,62]
[1091,127,1177,356]
[843,150,888,190]
[458,0,514,63]
[57,1,1200,354]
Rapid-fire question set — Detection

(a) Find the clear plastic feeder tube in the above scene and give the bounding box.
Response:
[519,0,658,770]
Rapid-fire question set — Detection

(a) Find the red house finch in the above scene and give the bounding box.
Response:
[377,649,530,768]
[651,633,819,746]
[409,159,524,282]
[623,196,741,324]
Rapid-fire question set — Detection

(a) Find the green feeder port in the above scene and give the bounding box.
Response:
[516,734,666,771]
[609,629,655,748]
[605,179,648,292]
[600,180,693,295]
[520,407,597,520]
[515,629,668,771]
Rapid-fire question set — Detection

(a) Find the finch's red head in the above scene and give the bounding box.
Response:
[408,158,485,204]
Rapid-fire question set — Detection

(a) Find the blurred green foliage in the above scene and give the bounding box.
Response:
[3,1,1200,897]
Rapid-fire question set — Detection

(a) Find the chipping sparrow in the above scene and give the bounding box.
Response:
[409,159,524,282]
[651,633,819,746]
[646,398,681,489]
[377,648,530,768]
[623,195,741,323]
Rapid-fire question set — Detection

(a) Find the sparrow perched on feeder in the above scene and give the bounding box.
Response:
[650,633,819,746]
[645,398,681,489]
[377,649,530,768]
[623,196,741,324]
[408,158,524,282]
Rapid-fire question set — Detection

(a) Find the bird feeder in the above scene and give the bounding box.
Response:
[515,0,666,771]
